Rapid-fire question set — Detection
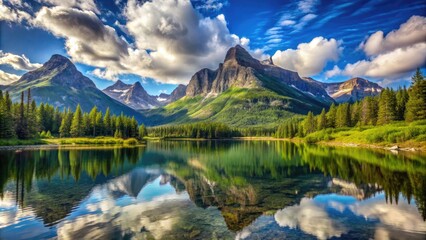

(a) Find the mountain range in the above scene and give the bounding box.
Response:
[0,46,382,127]
[103,80,186,109]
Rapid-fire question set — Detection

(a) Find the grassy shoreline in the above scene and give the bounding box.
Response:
[0,137,144,148]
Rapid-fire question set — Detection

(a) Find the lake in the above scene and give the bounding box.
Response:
[0,141,425,240]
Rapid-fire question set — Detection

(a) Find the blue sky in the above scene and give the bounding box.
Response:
[0,0,425,95]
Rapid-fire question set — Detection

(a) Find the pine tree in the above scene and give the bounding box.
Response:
[303,111,316,134]
[336,103,351,128]
[59,108,73,138]
[103,107,112,136]
[70,104,83,137]
[395,87,409,121]
[89,106,98,136]
[0,91,15,138]
[317,108,327,130]
[138,124,147,140]
[377,88,397,125]
[326,103,337,128]
[406,69,426,122]
[16,91,29,139]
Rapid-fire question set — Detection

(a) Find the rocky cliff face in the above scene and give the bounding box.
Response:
[185,45,334,104]
[324,77,382,103]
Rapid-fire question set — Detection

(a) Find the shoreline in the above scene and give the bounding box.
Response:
[0,137,424,153]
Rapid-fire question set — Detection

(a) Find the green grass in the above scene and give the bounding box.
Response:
[46,137,142,145]
[0,138,46,146]
[303,120,426,148]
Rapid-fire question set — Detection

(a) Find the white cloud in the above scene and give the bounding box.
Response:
[194,0,228,11]
[274,198,346,240]
[123,0,246,83]
[0,69,20,84]
[298,0,319,13]
[280,20,296,26]
[272,37,342,77]
[0,0,31,23]
[361,15,426,56]
[343,42,426,79]
[39,0,99,14]
[0,51,42,71]
[293,13,317,31]
[90,68,118,81]
[27,0,254,84]
[325,65,342,78]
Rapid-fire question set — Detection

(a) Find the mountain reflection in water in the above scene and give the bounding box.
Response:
[0,141,425,239]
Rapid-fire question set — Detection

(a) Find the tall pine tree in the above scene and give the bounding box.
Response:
[70,104,83,137]
[406,68,426,122]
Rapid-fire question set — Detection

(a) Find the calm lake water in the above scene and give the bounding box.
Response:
[0,141,425,240]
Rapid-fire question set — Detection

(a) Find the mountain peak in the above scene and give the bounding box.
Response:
[224,45,254,63]
[44,54,73,70]
[109,80,129,89]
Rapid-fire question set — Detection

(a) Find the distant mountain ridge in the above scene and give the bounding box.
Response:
[2,54,143,121]
[322,77,382,103]
[103,81,186,109]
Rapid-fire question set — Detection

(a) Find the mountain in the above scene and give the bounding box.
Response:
[158,84,187,103]
[142,45,334,127]
[103,80,160,109]
[3,54,143,121]
[323,77,382,103]
[103,81,186,109]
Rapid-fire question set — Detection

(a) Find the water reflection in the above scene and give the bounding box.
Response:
[0,141,425,239]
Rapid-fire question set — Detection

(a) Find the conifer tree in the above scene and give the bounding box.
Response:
[70,104,83,137]
[16,92,29,139]
[59,108,73,138]
[336,103,351,128]
[326,103,337,128]
[103,107,112,136]
[377,88,397,125]
[317,108,327,130]
[395,87,409,121]
[303,111,316,134]
[406,68,426,122]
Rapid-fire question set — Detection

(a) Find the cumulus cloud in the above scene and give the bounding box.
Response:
[0,69,20,84]
[274,198,346,240]
[123,0,245,83]
[344,43,426,79]
[272,37,342,77]
[361,16,426,56]
[27,0,252,83]
[0,51,42,71]
[325,65,342,78]
[332,16,426,82]
[39,0,99,14]
[0,0,31,23]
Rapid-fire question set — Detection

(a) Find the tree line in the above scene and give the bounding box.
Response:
[148,122,240,139]
[0,89,147,140]
[276,69,426,138]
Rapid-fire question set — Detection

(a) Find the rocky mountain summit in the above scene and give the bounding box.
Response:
[323,77,382,103]
[185,45,334,104]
